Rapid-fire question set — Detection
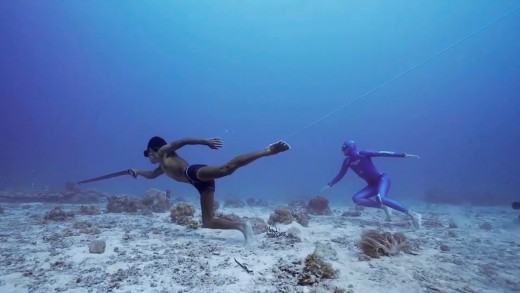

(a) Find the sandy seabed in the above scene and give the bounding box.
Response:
[1,196,519,293]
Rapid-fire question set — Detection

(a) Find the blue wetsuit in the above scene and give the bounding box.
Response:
[328,140,409,214]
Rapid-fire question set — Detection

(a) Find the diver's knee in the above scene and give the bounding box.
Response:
[219,165,236,176]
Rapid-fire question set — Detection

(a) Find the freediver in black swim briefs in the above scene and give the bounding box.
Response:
[130,136,290,241]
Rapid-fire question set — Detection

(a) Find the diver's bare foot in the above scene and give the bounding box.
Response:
[267,140,291,155]
[239,222,254,242]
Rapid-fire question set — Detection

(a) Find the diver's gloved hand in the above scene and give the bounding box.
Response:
[320,184,331,193]
[405,153,420,159]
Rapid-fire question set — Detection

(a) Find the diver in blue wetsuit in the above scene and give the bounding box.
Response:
[322,140,422,229]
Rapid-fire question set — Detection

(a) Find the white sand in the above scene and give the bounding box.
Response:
[1,200,519,292]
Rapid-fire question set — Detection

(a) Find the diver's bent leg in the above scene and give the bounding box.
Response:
[200,189,249,240]
[353,186,380,208]
[376,176,393,219]
[381,197,421,228]
[381,198,409,214]
[375,175,392,206]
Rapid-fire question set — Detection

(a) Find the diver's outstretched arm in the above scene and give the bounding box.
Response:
[360,150,419,159]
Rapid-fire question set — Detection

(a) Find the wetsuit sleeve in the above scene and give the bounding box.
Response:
[360,150,406,158]
[329,157,350,186]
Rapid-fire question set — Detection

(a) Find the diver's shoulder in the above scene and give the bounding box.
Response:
[164,149,179,158]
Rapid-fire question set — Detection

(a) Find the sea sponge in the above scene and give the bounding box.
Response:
[356,230,413,258]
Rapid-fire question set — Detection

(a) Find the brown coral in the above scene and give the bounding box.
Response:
[307,196,331,215]
[298,252,338,286]
[44,207,75,221]
[268,208,294,225]
[107,196,146,213]
[141,188,172,213]
[292,210,309,227]
[170,203,196,226]
[356,230,413,258]
[77,205,101,215]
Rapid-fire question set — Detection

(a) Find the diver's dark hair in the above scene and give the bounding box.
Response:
[144,136,167,157]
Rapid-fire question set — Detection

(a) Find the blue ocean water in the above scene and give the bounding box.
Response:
[0,1,519,205]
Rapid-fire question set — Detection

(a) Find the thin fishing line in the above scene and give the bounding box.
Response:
[284,6,520,140]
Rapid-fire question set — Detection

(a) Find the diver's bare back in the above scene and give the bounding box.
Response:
[160,152,191,183]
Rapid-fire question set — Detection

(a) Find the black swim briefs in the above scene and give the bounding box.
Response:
[184,164,215,194]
